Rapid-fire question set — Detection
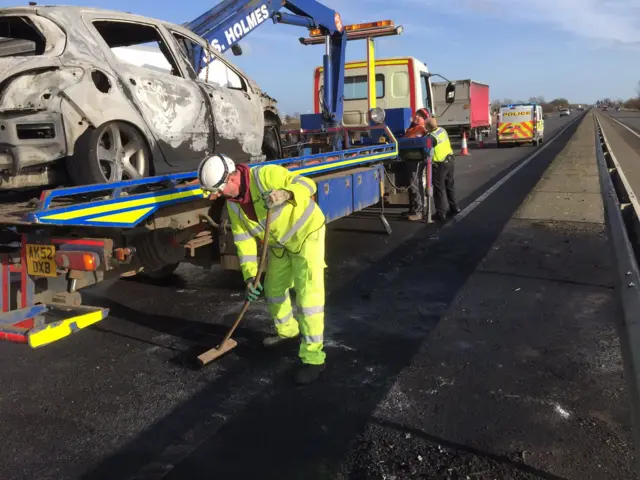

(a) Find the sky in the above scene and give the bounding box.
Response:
[5,0,640,113]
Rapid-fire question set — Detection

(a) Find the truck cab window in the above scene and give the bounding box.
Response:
[420,73,432,112]
[344,74,384,100]
[93,21,182,77]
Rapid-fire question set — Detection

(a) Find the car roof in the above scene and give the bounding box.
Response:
[0,5,198,39]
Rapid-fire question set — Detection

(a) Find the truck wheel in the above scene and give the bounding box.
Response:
[67,121,150,185]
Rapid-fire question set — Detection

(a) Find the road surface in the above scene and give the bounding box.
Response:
[1,112,632,480]
[598,111,640,198]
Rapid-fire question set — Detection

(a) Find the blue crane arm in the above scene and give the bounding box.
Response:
[184,0,347,124]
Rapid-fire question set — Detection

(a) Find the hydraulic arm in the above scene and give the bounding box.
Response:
[184,0,347,125]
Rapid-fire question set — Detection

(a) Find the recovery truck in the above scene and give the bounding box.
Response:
[432,80,491,141]
[0,0,456,349]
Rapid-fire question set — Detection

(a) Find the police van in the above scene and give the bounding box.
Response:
[496,103,544,148]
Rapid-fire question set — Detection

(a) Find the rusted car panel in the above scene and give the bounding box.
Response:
[0,6,282,189]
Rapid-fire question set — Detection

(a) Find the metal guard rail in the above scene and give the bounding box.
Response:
[594,114,640,473]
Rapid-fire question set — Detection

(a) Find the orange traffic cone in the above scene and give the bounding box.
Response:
[460,131,470,156]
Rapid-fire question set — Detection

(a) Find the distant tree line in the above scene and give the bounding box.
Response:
[595,83,640,110]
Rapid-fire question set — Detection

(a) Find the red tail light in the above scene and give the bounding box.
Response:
[55,251,100,271]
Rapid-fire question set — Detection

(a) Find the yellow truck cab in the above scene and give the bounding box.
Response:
[313,56,435,126]
[496,103,544,148]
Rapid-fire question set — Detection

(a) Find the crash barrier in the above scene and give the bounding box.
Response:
[594,115,640,473]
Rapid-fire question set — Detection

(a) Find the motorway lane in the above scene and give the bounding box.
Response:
[0,115,578,480]
[598,111,640,197]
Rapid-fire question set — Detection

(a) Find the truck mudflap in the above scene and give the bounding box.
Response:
[0,304,109,348]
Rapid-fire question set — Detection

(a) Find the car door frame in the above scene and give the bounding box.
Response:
[168,28,266,164]
[84,14,214,171]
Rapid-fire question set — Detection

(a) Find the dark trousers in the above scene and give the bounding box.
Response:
[406,161,425,215]
[432,156,458,215]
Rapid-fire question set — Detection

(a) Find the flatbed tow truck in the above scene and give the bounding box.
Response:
[0,0,455,348]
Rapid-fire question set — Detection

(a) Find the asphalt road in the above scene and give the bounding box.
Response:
[598,111,640,197]
[0,114,582,480]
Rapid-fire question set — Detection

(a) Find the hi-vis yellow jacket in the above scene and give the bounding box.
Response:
[226,164,325,282]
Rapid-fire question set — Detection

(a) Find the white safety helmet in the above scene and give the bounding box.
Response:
[197,154,236,194]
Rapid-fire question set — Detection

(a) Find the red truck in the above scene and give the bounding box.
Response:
[432,80,491,141]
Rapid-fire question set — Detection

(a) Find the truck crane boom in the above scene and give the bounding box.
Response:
[184,0,347,125]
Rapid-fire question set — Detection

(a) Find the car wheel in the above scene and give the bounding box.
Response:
[67,121,150,185]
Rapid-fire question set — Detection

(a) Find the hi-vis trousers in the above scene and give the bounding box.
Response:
[264,225,326,365]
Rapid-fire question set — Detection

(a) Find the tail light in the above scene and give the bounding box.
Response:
[55,251,100,271]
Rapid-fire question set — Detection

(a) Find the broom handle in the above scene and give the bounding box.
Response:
[219,208,273,344]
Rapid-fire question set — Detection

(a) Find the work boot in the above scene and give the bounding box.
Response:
[434,212,447,222]
[262,334,299,348]
[407,213,423,221]
[294,363,326,385]
[449,206,461,216]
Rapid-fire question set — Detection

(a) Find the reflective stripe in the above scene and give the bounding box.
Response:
[234,232,253,242]
[299,305,324,316]
[275,311,293,325]
[252,166,265,194]
[266,293,289,304]
[228,202,256,233]
[266,202,286,225]
[293,176,314,195]
[252,166,287,227]
[228,199,265,237]
[238,255,257,262]
[279,200,316,244]
[303,334,323,343]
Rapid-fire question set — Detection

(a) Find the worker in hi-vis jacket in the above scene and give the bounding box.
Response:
[198,154,327,384]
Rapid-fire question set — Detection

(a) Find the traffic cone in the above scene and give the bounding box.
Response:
[460,131,470,156]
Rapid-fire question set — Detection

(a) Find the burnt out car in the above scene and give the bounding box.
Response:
[0,6,283,190]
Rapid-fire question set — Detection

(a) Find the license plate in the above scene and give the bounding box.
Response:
[26,244,57,277]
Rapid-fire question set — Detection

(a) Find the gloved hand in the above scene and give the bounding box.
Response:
[245,278,263,302]
[262,189,291,209]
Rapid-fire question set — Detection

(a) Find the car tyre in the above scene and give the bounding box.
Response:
[67,120,150,185]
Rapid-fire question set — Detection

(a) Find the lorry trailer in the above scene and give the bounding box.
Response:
[432,79,491,140]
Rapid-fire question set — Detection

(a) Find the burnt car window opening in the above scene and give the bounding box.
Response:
[93,20,182,77]
[172,31,247,91]
[0,16,45,57]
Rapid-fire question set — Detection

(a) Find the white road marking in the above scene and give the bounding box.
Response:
[445,114,586,227]
[603,113,640,139]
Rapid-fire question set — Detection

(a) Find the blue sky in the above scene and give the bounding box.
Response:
[7,0,640,113]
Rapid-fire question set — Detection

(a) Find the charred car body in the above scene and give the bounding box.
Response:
[0,6,283,190]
